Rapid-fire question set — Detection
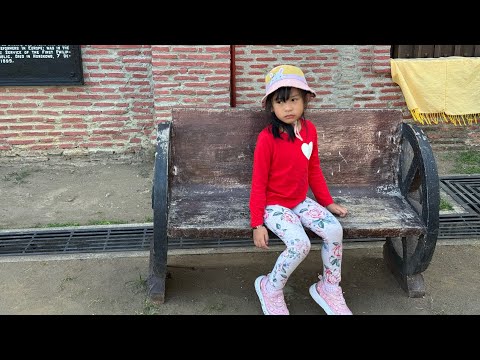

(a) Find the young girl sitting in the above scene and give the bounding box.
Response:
[250,64,352,315]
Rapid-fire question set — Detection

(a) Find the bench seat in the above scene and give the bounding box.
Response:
[168,184,425,239]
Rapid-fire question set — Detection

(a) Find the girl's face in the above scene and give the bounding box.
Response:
[271,87,305,125]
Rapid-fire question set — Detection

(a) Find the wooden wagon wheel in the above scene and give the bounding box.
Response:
[383,122,440,297]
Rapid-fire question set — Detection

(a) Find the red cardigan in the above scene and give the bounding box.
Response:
[249,119,333,227]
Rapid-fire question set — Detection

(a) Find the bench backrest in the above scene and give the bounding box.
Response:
[170,108,403,187]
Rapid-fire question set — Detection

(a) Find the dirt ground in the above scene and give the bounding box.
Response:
[0,155,155,230]
[0,150,456,230]
[1,241,479,315]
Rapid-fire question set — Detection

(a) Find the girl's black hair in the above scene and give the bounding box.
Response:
[264,87,310,142]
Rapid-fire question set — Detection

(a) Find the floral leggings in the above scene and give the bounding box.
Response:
[263,197,343,290]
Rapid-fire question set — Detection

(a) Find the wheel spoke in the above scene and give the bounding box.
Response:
[402,157,420,194]
[407,193,423,216]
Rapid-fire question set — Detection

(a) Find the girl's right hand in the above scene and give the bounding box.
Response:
[253,225,269,249]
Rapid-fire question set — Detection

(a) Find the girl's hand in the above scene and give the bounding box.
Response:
[253,225,269,249]
[326,202,348,218]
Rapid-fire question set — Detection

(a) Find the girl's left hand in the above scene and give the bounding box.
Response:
[326,202,348,218]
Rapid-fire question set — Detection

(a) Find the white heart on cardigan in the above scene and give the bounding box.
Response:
[301,142,313,160]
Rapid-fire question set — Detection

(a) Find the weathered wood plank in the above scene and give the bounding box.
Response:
[167,185,425,239]
[170,108,401,187]
[311,110,400,185]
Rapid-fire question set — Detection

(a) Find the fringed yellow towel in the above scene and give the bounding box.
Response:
[391,57,480,125]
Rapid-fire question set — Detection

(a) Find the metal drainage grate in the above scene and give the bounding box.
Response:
[439,175,480,239]
[0,226,386,257]
[0,227,152,256]
[0,175,479,256]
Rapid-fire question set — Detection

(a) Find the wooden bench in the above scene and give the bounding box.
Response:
[147,108,440,303]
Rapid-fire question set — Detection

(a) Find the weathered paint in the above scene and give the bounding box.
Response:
[167,184,425,239]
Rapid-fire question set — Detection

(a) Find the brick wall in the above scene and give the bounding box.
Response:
[234,45,400,109]
[150,45,231,142]
[0,44,478,159]
[0,45,154,158]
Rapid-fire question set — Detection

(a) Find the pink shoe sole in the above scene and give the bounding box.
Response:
[254,275,270,315]
[309,283,335,315]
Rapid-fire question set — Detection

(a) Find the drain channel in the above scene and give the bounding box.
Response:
[0,227,152,256]
[439,175,480,239]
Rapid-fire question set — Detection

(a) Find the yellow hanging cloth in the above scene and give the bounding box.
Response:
[390,57,480,125]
